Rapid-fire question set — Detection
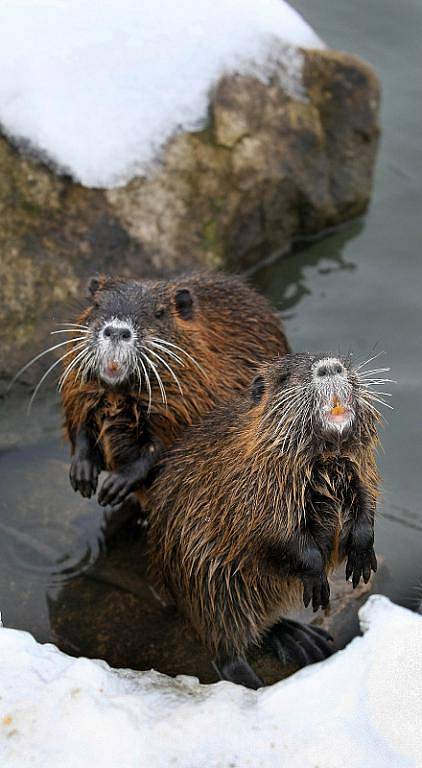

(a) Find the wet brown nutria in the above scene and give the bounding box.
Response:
[57,272,289,506]
[148,352,388,689]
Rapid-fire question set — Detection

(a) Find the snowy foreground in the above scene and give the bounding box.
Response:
[0,597,421,768]
[0,0,322,187]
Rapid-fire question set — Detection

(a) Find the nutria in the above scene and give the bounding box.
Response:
[148,352,387,688]
[57,272,289,506]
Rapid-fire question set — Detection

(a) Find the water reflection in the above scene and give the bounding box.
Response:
[255,220,361,315]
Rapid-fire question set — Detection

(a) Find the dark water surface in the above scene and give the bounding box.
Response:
[0,0,421,669]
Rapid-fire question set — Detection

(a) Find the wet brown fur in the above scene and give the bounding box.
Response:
[61,272,289,486]
[148,355,380,658]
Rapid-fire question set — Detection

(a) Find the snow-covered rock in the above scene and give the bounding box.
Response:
[0,596,421,768]
[0,0,322,188]
[0,1,380,382]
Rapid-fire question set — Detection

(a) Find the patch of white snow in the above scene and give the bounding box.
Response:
[0,0,323,187]
[0,596,421,768]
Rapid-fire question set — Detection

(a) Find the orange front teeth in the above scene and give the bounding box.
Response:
[331,397,346,416]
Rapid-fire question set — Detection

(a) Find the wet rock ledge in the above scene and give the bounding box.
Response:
[0,47,380,381]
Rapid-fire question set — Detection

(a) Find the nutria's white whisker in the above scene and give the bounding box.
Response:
[55,322,90,330]
[28,342,86,413]
[357,379,395,387]
[50,329,90,336]
[148,337,205,374]
[148,340,185,367]
[138,352,152,414]
[145,346,184,397]
[358,367,391,378]
[360,393,394,411]
[143,352,167,408]
[134,360,143,394]
[58,346,91,391]
[9,337,88,390]
[357,352,385,371]
[261,386,304,423]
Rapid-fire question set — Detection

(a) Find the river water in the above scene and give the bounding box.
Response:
[0,0,421,664]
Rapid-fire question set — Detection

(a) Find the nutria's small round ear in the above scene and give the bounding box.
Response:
[86,274,107,299]
[251,375,265,404]
[175,288,194,320]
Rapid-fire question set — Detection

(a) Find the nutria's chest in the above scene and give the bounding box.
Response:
[95,391,150,468]
[305,456,358,524]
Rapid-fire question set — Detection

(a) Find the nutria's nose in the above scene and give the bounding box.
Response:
[315,358,345,378]
[102,324,132,342]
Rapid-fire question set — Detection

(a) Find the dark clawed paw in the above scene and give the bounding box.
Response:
[267,618,334,668]
[98,472,135,507]
[301,571,330,612]
[345,547,377,588]
[70,456,100,498]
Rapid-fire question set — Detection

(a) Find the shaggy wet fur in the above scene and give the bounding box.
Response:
[148,353,381,659]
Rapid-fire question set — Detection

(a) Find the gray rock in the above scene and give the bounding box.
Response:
[0,47,380,382]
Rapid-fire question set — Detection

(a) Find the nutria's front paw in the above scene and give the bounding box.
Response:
[301,571,330,612]
[295,547,330,612]
[345,547,377,588]
[70,455,100,498]
[98,469,139,507]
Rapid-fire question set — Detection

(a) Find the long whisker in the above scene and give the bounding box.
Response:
[145,346,184,396]
[264,393,304,426]
[50,329,90,336]
[9,337,88,390]
[27,343,86,413]
[58,346,91,391]
[358,367,391,377]
[134,360,143,394]
[357,379,395,386]
[148,337,205,374]
[357,396,384,421]
[71,348,93,387]
[54,322,90,330]
[148,341,185,367]
[142,351,167,408]
[138,353,152,414]
[357,352,385,371]
[360,392,394,410]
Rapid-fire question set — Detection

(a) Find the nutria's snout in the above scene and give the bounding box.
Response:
[96,318,137,385]
[312,356,355,434]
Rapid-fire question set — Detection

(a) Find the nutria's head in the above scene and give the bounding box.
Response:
[251,352,390,453]
[64,275,199,394]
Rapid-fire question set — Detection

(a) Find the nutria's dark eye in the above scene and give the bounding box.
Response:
[155,306,165,319]
[251,375,265,404]
[175,289,193,320]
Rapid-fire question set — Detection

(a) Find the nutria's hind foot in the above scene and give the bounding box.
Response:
[266,618,334,668]
[213,655,263,690]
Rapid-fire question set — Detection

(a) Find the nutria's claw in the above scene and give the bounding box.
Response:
[98,470,136,507]
[267,618,334,668]
[345,547,377,588]
[301,572,330,612]
[70,456,100,498]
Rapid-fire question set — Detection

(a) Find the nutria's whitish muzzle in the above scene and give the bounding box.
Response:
[97,318,136,384]
[313,357,346,380]
[312,357,354,432]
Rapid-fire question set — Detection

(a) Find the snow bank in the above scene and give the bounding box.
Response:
[0,596,421,768]
[0,0,322,188]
